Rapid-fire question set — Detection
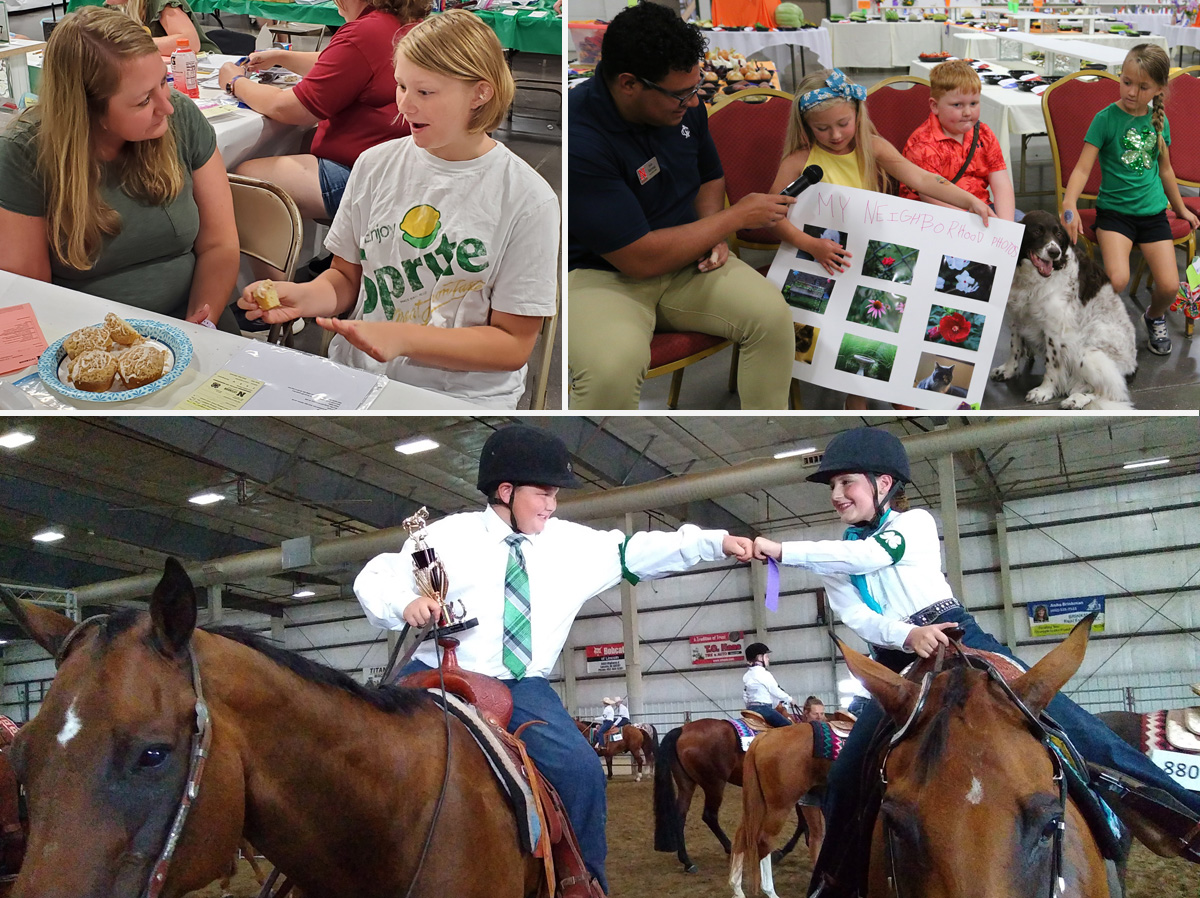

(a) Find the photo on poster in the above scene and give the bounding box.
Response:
[936,254,998,300]
[834,333,896,382]
[913,352,973,397]
[925,304,985,352]
[862,240,919,285]
[848,286,906,332]
[782,269,836,313]
[794,323,819,363]
[795,225,850,262]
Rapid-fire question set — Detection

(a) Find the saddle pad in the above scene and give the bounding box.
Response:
[730,718,756,751]
[810,720,844,762]
[426,690,541,853]
[1186,707,1200,737]
[1165,710,1200,753]
[1140,709,1169,753]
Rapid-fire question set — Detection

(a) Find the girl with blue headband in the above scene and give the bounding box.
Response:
[768,69,991,279]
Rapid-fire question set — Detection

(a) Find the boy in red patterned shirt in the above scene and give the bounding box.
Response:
[900,60,1016,220]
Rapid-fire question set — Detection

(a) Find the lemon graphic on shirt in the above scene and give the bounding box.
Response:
[400,204,442,249]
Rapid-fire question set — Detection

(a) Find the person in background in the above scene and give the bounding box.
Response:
[614,696,630,726]
[801,695,826,722]
[353,424,756,893]
[105,0,218,54]
[901,60,1015,221]
[595,697,618,748]
[218,0,429,249]
[743,643,794,726]
[0,6,239,330]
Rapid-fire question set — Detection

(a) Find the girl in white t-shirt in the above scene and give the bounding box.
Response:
[238,10,559,408]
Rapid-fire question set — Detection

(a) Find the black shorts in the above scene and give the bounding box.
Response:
[1094,207,1174,244]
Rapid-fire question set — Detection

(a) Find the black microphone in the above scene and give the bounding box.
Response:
[780,164,824,197]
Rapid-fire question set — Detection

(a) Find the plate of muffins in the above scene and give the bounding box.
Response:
[38,313,193,402]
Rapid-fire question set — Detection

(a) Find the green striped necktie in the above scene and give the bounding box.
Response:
[503,533,532,680]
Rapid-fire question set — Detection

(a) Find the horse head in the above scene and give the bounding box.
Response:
[5,559,243,898]
[837,616,1111,898]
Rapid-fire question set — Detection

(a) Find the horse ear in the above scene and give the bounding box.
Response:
[1011,613,1096,716]
[149,558,198,656]
[0,597,77,659]
[835,635,920,725]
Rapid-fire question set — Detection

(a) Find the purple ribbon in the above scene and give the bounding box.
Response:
[765,557,780,612]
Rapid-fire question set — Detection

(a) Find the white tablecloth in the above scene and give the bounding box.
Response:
[0,271,484,410]
[823,20,948,68]
[1118,11,1177,33]
[1161,23,1200,61]
[701,27,833,89]
[200,55,310,170]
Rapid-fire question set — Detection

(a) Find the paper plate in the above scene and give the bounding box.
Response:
[38,318,193,402]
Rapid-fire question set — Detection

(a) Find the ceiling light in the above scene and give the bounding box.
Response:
[774,446,817,460]
[292,588,316,598]
[1122,458,1169,470]
[0,431,34,449]
[189,492,225,506]
[395,438,439,455]
[32,529,65,543]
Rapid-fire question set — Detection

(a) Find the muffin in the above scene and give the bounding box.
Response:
[69,350,118,392]
[252,280,281,311]
[117,344,166,389]
[104,313,145,346]
[63,326,112,359]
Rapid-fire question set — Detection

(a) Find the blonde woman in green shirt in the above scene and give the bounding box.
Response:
[1061,43,1200,356]
[105,0,219,55]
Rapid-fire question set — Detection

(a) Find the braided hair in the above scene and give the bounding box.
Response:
[1125,43,1171,152]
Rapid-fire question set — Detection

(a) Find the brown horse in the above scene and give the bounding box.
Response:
[575,719,658,781]
[837,617,1118,898]
[653,718,807,874]
[729,721,842,898]
[3,559,544,898]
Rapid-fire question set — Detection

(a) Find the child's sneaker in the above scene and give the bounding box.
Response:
[1144,312,1172,355]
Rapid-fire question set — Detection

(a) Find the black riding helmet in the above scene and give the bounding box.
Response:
[477,426,582,531]
[745,642,770,664]
[807,428,911,529]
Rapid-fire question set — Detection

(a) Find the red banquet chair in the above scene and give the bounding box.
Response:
[645,332,738,410]
[865,76,931,194]
[1162,66,1200,337]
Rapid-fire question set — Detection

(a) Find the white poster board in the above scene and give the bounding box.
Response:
[766,184,1024,409]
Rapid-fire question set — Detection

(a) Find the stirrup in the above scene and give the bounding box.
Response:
[1090,765,1200,862]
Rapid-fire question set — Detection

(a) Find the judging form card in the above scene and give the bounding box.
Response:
[0,304,49,377]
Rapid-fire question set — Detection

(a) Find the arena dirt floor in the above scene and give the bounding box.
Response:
[192,772,1200,898]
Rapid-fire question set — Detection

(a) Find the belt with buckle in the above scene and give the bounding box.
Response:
[906,598,962,628]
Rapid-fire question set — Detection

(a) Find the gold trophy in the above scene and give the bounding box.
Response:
[403,507,477,637]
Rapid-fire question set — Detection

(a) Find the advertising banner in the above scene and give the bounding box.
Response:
[585,642,626,673]
[689,631,745,666]
[1028,596,1106,637]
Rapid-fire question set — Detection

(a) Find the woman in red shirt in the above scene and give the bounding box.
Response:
[218,0,428,230]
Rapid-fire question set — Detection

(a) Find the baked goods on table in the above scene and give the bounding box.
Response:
[59,314,170,393]
[69,349,118,392]
[63,326,112,359]
[253,280,281,311]
[117,344,167,388]
[105,312,145,346]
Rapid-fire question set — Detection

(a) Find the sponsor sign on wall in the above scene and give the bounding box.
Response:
[689,631,745,666]
[1028,596,1105,637]
[585,642,626,673]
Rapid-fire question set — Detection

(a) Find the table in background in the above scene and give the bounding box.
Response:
[198,54,310,170]
[1119,11,1176,34]
[66,0,562,53]
[1161,23,1200,65]
[0,38,46,99]
[822,19,946,68]
[0,271,483,410]
[702,26,832,89]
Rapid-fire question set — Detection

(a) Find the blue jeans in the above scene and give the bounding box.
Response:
[815,605,1200,893]
[747,703,793,727]
[317,157,352,218]
[401,661,608,892]
[596,719,615,746]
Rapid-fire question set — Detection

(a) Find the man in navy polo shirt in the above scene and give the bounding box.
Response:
[567,2,796,410]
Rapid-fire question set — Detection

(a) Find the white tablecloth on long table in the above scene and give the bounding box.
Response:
[199,55,310,171]
[0,271,484,410]
[823,20,948,68]
[702,27,833,89]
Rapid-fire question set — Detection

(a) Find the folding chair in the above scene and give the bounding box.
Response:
[865,76,931,195]
[228,174,304,347]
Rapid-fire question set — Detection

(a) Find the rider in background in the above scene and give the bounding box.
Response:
[753,425,1200,896]
[742,643,794,727]
[614,696,631,728]
[354,424,755,895]
[594,697,617,748]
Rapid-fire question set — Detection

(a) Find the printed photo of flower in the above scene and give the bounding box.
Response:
[935,254,998,301]
[795,226,850,263]
[924,304,985,352]
[782,269,836,313]
[862,240,919,285]
[847,286,906,332]
[834,333,897,382]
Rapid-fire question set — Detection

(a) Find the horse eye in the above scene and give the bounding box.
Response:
[138,746,171,769]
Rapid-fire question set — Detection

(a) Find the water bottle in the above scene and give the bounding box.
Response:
[172,38,199,99]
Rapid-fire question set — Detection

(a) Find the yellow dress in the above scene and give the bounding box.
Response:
[806,143,866,190]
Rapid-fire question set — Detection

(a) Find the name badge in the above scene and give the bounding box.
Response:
[637,157,661,185]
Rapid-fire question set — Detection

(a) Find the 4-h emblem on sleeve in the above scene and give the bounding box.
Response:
[873,529,906,563]
[1120,127,1157,171]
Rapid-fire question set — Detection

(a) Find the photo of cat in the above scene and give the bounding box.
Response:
[794,323,818,364]
[913,353,973,397]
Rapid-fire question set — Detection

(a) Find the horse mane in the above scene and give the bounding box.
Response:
[913,664,973,784]
[205,625,428,717]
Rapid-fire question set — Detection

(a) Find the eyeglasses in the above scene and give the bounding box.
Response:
[636,75,702,107]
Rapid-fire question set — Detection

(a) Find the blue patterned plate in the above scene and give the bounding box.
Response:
[38,318,193,403]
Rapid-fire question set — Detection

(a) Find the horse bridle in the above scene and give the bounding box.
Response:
[877,644,1070,898]
[53,615,213,898]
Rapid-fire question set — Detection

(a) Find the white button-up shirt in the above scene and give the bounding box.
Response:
[355,505,729,679]
[743,664,791,706]
[781,508,954,650]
